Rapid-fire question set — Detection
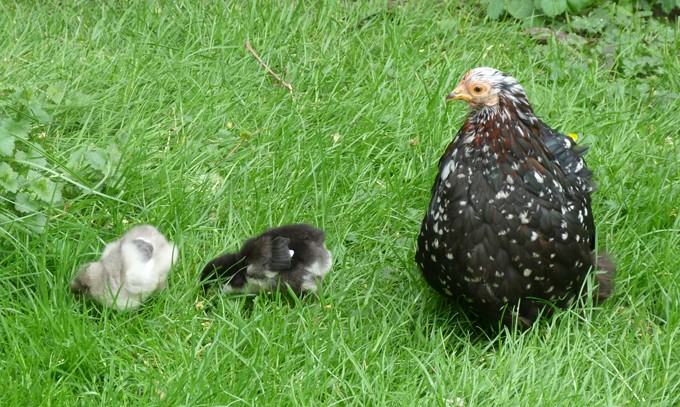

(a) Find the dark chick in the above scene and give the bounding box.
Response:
[415,67,615,328]
[201,224,332,295]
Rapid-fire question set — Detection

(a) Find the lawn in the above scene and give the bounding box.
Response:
[1,1,678,405]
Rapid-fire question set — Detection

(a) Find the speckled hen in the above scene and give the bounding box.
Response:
[415,67,615,328]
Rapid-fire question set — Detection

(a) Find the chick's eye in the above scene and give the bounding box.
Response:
[472,85,484,94]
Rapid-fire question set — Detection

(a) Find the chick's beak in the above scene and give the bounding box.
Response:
[446,83,470,102]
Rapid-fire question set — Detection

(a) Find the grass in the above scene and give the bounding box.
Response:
[1,1,678,405]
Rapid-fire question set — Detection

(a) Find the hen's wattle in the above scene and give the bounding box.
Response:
[415,67,615,328]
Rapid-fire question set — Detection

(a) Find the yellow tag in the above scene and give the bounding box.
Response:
[567,133,579,142]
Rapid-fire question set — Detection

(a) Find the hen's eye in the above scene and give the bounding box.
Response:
[472,85,484,94]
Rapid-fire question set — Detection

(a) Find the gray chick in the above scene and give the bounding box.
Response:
[71,225,178,310]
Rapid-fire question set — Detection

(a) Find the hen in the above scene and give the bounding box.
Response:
[415,67,615,328]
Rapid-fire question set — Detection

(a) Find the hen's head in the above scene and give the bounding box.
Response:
[446,67,529,109]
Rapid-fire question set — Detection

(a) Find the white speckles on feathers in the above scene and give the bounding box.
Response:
[519,211,530,224]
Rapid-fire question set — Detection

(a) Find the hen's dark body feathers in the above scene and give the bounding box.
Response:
[415,67,614,327]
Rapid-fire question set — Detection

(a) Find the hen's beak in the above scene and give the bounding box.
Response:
[446,84,470,102]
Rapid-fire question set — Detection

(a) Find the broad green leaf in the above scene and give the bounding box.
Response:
[508,0,535,19]
[655,0,673,12]
[0,162,19,192]
[2,118,31,139]
[541,0,568,16]
[68,145,87,168]
[566,0,594,12]
[28,213,48,233]
[29,100,51,124]
[29,175,62,204]
[14,192,41,213]
[484,0,506,19]
[23,212,47,234]
[85,149,107,172]
[15,148,48,168]
[46,82,67,104]
[589,7,611,25]
[661,0,680,12]
[25,169,42,182]
[0,128,15,156]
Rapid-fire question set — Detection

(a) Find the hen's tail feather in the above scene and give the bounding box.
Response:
[591,252,616,302]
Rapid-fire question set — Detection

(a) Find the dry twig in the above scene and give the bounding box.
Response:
[244,41,293,92]
[226,128,264,159]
